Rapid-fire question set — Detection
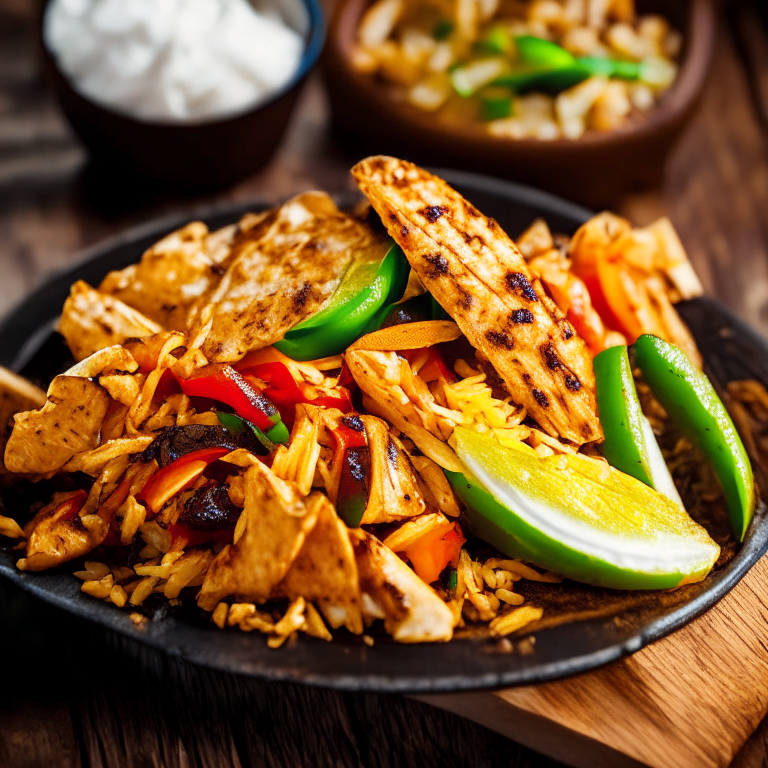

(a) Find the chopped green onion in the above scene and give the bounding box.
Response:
[480,87,513,120]
[434,19,454,41]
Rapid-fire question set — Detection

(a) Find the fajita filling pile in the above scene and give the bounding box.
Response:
[0,157,758,647]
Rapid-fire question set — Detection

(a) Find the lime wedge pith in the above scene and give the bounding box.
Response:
[447,428,720,590]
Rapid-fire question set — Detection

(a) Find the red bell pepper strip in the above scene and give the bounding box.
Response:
[239,361,353,425]
[176,365,279,433]
[335,447,370,528]
[138,447,229,516]
[331,419,368,453]
[402,521,466,585]
[330,417,370,527]
[153,369,181,402]
[53,490,88,521]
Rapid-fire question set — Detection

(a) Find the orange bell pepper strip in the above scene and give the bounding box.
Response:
[402,521,466,585]
[138,447,229,516]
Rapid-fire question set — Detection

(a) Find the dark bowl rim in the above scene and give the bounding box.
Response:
[39,0,327,129]
[325,0,716,152]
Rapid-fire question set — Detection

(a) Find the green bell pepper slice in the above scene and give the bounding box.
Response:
[594,345,684,509]
[476,24,513,56]
[632,334,756,541]
[216,411,281,453]
[274,242,409,361]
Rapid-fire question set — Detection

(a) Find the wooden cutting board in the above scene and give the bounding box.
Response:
[417,554,768,768]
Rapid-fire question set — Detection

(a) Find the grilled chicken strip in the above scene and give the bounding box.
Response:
[352,156,602,445]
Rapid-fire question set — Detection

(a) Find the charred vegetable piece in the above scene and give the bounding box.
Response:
[274,243,409,360]
[178,483,242,531]
[447,428,720,590]
[336,447,370,528]
[138,447,229,516]
[332,418,370,527]
[215,412,274,455]
[632,334,755,541]
[176,364,283,435]
[141,424,262,466]
[594,345,684,509]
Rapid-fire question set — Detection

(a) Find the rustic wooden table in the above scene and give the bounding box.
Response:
[2,1,768,766]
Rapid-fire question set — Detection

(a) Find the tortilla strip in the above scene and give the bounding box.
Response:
[275,495,363,634]
[191,192,389,363]
[59,281,163,361]
[5,376,109,474]
[0,368,46,480]
[197,461,322,611]
[99,221,240,331]
[352,156,602,445]
[348,320,462,351]
[350,528,454,643]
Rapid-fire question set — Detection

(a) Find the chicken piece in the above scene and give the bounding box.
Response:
[5,376,109,474]
[99,221,240,331]
[275,495,363,634]
[358,415,428,524]
[352,156,601,445]
[18,459,135,571]
[350,528,454,643]
[59,281,163,361]
[17,492,105,571]
[345,349,463,472]
[197,461,322,611]
[190,192,389,363]
[0,367,46,479]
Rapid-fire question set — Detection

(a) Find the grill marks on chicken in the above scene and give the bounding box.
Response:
[352,156,602,445]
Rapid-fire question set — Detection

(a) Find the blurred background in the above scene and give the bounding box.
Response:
[0,0,766,330]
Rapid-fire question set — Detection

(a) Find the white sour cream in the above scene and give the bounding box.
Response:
[44,0,306,123]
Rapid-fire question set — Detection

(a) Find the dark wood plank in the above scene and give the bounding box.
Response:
[0,579,568,768]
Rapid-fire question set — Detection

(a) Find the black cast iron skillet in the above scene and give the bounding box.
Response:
[0,170,766,693]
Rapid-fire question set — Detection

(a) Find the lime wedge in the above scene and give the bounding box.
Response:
[448,428,720,590]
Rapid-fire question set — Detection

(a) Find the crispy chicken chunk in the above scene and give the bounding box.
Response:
[99,221,239,331]
[59,281,162,361]
[352,156,602,445]
[351,529,454,643]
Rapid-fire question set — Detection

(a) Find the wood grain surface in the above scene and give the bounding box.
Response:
[1,1,768,767]
[422,555,768,768]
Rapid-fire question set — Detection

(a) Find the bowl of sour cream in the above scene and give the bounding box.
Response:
[41,0,325,187]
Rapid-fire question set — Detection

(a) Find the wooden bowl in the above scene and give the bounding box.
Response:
[39,0,326,189]
[323,0,715,208]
